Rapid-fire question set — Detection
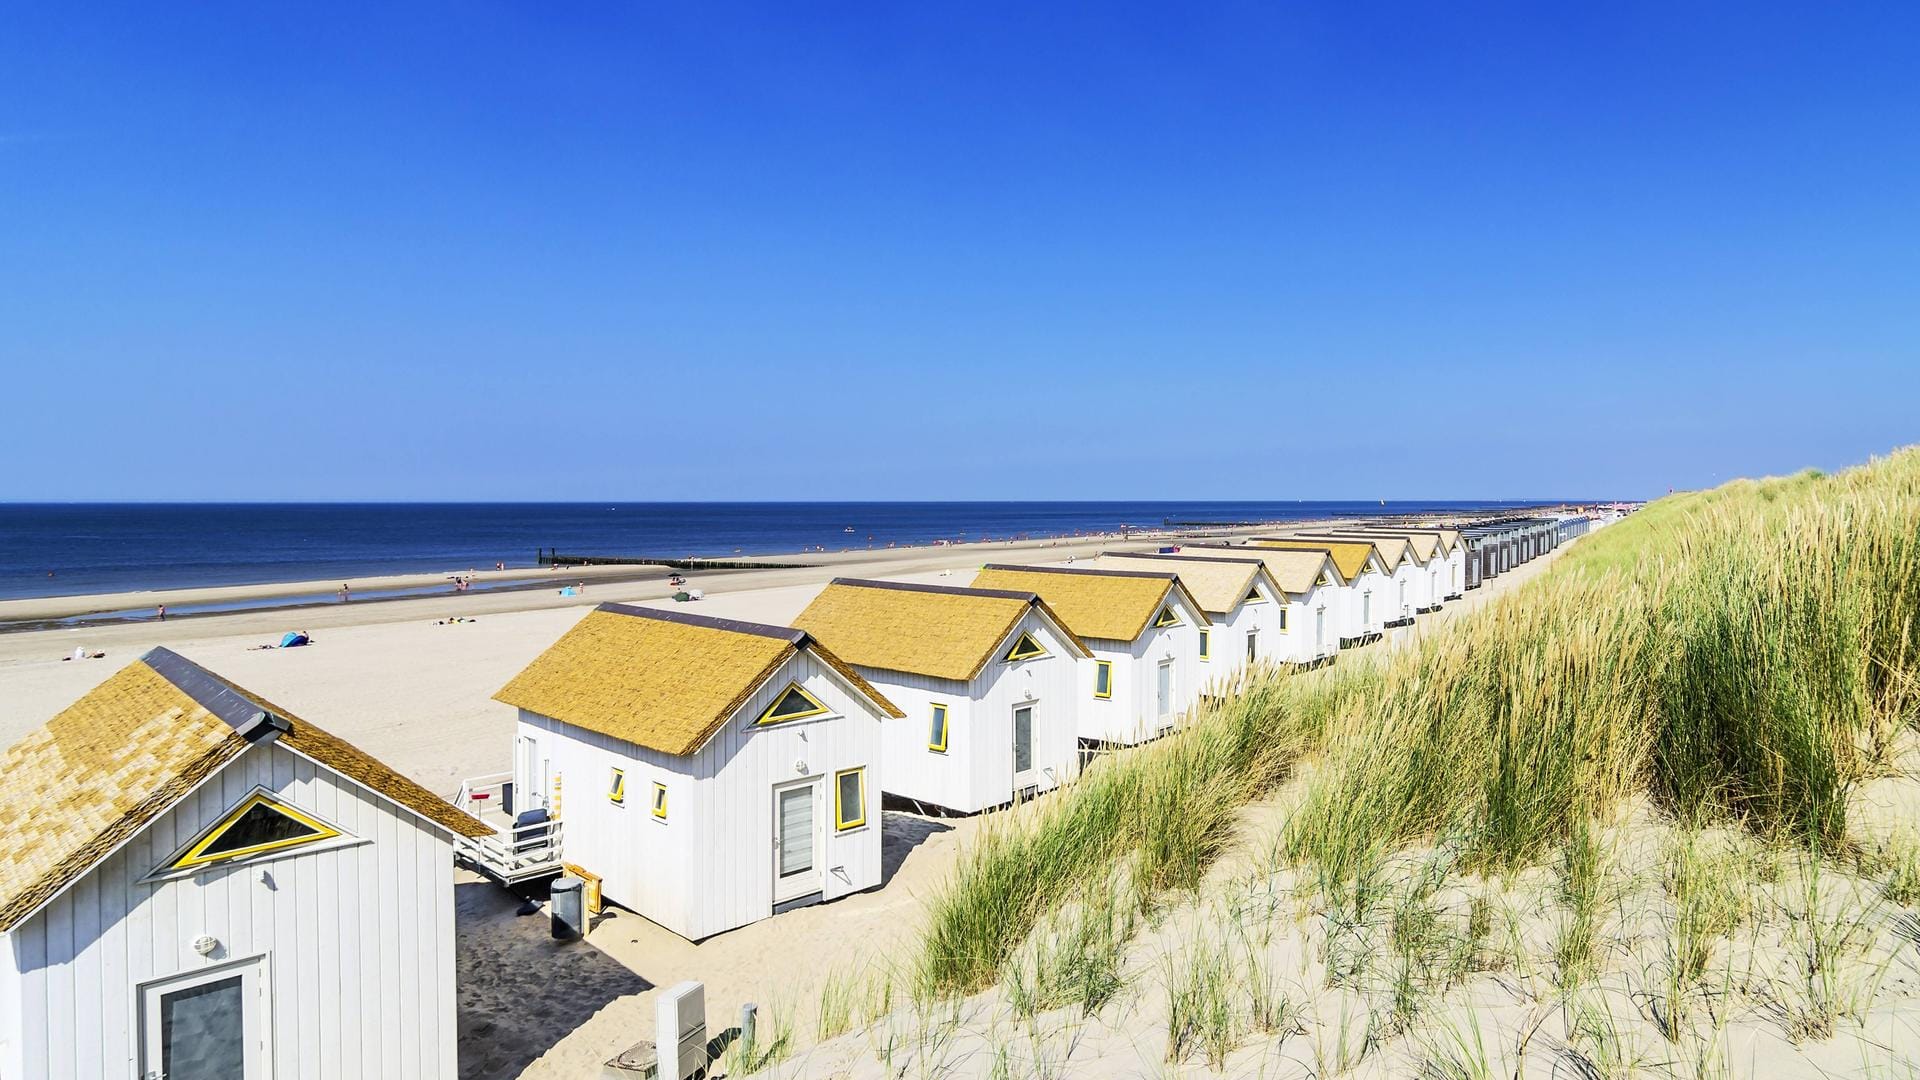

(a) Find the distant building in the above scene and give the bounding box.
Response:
[0,648,488,1080]
[1149,546,1346,665]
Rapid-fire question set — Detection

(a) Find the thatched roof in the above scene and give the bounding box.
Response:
[1289,532,1413,569]
[0,648,489,933]
[496,604,903,757]
[1323,529,1439,563]
[1248,538,1377,581]
[970,565,1209,642]
[793,579,1090,683]
[1084,554,1274,615]
[1159,545,1340,594]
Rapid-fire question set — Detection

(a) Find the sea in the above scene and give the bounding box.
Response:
[0,501,1577,602]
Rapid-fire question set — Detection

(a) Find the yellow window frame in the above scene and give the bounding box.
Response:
[652,782,668,820]
[1242,586,1267,604]
[1198,628,1211,661]
[1278,607,1289,632]
[1004,632,1048,662]
[757,682,830,725]
[170,791,342,871]
[609,768,626,806]
[834,767,867,831]
[929,703,950,752]
[1094,659,1113,699]
[1153,606,1181,628]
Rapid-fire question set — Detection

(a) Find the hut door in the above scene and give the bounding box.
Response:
[1011,703,1036,789]
[140,956,268,1079]
[1156,660,1174,721]
[772,780,822,902]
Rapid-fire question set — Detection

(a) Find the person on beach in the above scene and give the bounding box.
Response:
[339,584,351,602]
[156,604,166,621]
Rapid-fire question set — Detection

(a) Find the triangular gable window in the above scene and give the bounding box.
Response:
[1242,586,1267,604]
[1316,572,1333,587]
[169,791,342,872]
[1153,606,1182,628]
[757,683,829,725]
[1004,632,1048,662]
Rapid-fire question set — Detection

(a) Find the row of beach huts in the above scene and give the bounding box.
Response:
[0,512,1610,1078]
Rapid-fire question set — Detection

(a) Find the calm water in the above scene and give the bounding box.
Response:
[0,501,1574,601]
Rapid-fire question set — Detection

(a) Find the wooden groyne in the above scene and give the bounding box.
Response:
[535,549,811,571]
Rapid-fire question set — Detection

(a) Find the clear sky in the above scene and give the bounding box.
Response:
[2,3,1913,502]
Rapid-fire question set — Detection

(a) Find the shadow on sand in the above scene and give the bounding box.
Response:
[457,879,652,1080]
[880,812,953,885]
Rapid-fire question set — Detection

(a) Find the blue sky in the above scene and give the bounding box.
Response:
[2,3,1913,501]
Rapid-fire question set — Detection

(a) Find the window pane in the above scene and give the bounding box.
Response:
[1012,706,1033,773]
[930,706,948,749]
[836,770,865,828]
[200,800,325,859]
[1095,662,1111,695]
[767,686,820,720]
[161,976,245,1080]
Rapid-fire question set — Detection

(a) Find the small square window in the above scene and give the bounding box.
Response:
[929,703,950,753]
[609,768,626,806]
[834,768,866,831]
[1094,660,1113,699]
[1198,628,1211,661]
[652,782,668,821]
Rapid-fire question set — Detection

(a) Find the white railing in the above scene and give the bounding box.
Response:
[453,773,565,884]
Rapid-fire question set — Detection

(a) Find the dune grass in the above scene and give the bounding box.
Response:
[912,448,1920,1000]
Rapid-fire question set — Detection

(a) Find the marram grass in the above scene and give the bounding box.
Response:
[914,448,1920,998]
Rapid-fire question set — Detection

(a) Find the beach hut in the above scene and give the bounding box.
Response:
[1086,553,1290,678]
[494,603,903,941]
[1247,539,1390,645]
[1119,547,1344,666]
[1328,528,1454,612]
[971,565,1209,747]
[792,578,1090,814]
[1278,532,1420,626]
[0,647,489,1080]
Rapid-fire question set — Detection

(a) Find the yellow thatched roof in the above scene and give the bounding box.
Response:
[1249,538,1376,580]
[1084,554,1272,615]
[970,565,1209,642]
[1162,545,1338,594]
[1296,532,1415,568]
[793,579,1090,682]
[0,649,489,933]
[496,604,903,757]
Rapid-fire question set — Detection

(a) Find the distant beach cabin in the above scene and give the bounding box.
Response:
[1085,554,1288,681]
[1342,528,1463,610]
[1151,546,1346,666]
[0,648,489,1080]
[792,579,1090,813]
[1248,539,1389,646]
[495,603,903,941]
[971,565,1209,747]
[1273,533,1419,627]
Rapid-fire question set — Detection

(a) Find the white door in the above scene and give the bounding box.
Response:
[1011,702,1036,790]
[1362,591,1372,627]
[141,956,269,1080]
[1156,660,1174,725]
[1245,629,1258,666]
[772,780,822,903]
[1315,607,1327,655]
[515,734,546,811]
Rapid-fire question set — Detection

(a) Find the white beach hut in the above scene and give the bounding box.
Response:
[1153,546,1346,666]
[494,603,904,941]
[1247,539,1390,645]
[971,564,1209,747]
[0,647,490,1080]
[1333,529,1449,613]
[1283,533,1419,627]
[792,578,1090,814]
[1084,553,1289,680]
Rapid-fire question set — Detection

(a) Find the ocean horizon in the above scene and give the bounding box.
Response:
[0,500,1588,601]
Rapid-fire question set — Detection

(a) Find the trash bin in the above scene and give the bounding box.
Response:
[551,875,585,941]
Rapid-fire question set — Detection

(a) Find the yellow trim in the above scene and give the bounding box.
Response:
[834,767,867,830]
[1316,572,1333,587]
[1153,606,1181,628]
[609,768,626,806]
[652,782,668,820]
[929,703,950,753]
[170,791,341,871]
[1278,607,1289,632]
[757,682,830,725]
[1004,632,1048,662]
[1242,587,1267,604]
[1198,628,1211,661]
[1093,659,1113,699]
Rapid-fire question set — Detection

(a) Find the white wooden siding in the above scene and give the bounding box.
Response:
[519,648,886,941]
[0,740,459,1080]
